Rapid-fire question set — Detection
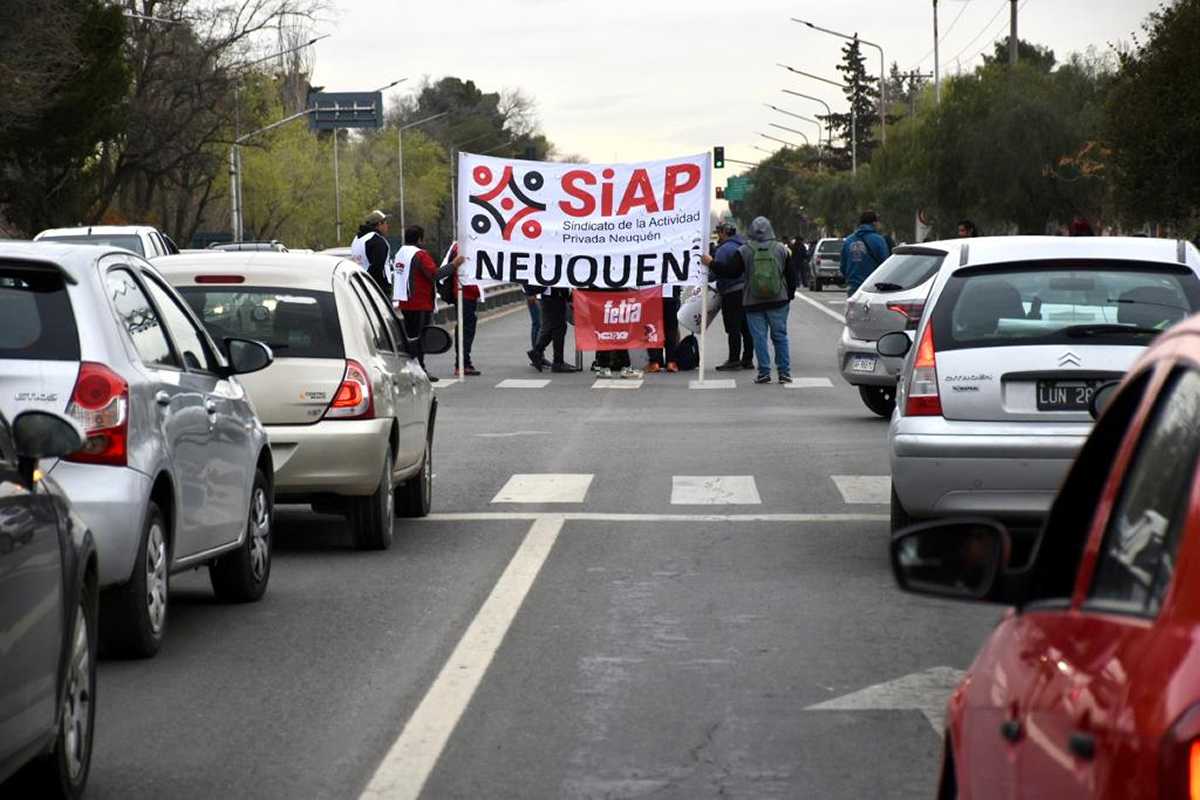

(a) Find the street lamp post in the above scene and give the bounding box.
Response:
[779,65,856,174]
[933,0,941,104]
[765,104,824,160]
[397,111,450,232]
[791,18,887,145]
[768,123,810,146]
[230,106,319,242]
[758,132,800,149]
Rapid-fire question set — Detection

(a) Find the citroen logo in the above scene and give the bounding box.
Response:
[1059,351,1081,367]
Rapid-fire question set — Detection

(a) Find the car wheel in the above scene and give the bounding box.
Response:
[210,468,272,603]
[859,385,897,418]
[351,449,394,550]
[812,279,822,292]
[100,502,168,659]
[396,435,433,518]
[891,484,914,533]
[17,583,97,799]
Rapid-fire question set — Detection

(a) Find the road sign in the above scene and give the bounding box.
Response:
[724,175,753,201]
[308,91,383,130]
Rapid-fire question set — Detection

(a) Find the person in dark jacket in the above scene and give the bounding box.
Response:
[351,209,392,293]
[737,217,793,384]
[448,247,481,376]
[705,223,753,370]
[840,210,891,295]
[527,288,578,373]
[789,237,809,288]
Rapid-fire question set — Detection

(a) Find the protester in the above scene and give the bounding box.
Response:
[735,217,793,384]
[1069,214,1095,236]
[704,223,753,371]
[396,225,457,381]
[957,219,978,238]
[840,210,891,296]
[351,209,392,293]
[522,284,543,349]
[646,286,680,373]
[788,236,809,289]
[527,288,578,373]
[448,251,481,376]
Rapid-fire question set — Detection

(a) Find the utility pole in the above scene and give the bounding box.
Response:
[933,0,941,104]
[896,70,934,116]
[333,130,341,243]
[1009,0,1019,65]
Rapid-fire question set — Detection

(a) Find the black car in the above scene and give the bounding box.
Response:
[0,410,98,799]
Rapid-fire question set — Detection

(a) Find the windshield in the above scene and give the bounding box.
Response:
[39,233,145,256]
[866,252,944,292]
[178,286,343,359]
[932,261,1200,350]
[818,240,842,254]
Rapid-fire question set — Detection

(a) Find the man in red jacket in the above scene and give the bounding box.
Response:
[395,225,441,379]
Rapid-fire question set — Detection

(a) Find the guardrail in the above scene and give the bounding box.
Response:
[431,283,526,325]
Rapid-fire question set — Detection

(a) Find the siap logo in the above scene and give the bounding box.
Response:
[468,165,547,242]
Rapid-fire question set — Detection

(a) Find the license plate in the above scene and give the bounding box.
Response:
[1036,380,1098,412]
[851,355,877,373]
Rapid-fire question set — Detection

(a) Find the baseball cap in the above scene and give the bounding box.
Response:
[365,209,388,225]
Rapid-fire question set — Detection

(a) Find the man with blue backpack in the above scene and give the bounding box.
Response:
[840,210,891,296]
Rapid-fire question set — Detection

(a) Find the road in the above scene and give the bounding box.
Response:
[87,290,1000,799]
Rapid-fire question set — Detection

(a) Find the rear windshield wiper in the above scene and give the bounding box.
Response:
[870,281,904,292]
[1062,323,1163,338]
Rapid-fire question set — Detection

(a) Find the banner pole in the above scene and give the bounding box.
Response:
[699,282,707,383]
[457,284,464,377]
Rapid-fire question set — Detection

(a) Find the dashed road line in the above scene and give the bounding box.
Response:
[793,290,847,324]
[592,379,643,389]
[784,377,835,389]
[420,512,888,523]
[492,473,594,504]
[689,378,736,389]
[832,475,892,504]
[495,378,551,389]
[671,475,762,505]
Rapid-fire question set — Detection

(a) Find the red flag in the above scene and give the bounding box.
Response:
[572,288,665,351]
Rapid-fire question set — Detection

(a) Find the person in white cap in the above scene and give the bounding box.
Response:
[351,209,392,293]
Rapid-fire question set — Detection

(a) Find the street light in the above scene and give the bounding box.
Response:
[397,111,450,232]
[758,132,800,149]
[768,123,810,146]
[779,65,857,174]
[780,91,834,146]
[764,104,823,153]
[229,106,318,244]
[792,18,887,145]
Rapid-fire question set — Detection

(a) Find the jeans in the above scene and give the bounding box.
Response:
[526,298,541,349]
[454,299,477,367]
[745,305,790,377]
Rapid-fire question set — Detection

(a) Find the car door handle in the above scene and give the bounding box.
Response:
[1069,732,1096,760]
[999,720,1022,743]
[155,391,171,407]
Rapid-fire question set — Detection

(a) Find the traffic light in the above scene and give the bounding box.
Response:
[716,187,725,199]
[713,146,725,169]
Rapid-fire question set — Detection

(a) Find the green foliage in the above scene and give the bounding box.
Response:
[823,38,880,170]
[1105,0,1200,229]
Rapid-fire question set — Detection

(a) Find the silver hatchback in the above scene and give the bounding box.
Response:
[0,243,276,658]
[883,236,1200,531]
[837,245,954,416]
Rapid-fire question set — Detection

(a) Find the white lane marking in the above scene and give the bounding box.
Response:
[671,476,762,505]
[793,290,847,324]
[492,473,594,504]
[783,377,834,389]
[806,666,966,733]
[359,516,565,800]
[474,430,550,438]
[689,379,736,389]
[832,475,891,504]
[495,378,551,389]
[433,379,461,387]
[825,299,848,306]
[421,512,887,523]
[592,379,642,389]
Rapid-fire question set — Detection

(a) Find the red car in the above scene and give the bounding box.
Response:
[892,312,1200,798]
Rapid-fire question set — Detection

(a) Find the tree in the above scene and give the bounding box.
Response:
[983,37,1057,71]
[823,37,880,171]
[1105,0,1200,230]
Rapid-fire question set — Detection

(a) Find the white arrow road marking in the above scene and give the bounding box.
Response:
[806,666,966,733]
[359,516,565,800]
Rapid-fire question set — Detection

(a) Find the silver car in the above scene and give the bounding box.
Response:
[837,245,953,417]
[882,236,1200,531]
[809,237,845,292]
[156,253,449,550]
[0,243,276,658]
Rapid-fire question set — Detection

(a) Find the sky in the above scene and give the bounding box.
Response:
[310,0,1158,173]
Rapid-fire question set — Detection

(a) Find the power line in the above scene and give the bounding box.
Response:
[963,0,1031,66]
[947,0,1009,65]
[912,0,975,68]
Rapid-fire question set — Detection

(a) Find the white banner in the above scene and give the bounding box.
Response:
[457,152,711,290]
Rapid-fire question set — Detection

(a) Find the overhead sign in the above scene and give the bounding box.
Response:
[456,152,711,290]
[724,175,753,201]
[308,91,383,130]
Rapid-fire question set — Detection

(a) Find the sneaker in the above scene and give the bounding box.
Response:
[551,362,580,373]
[620,366,643,379]
[590,361,602,372]
[778,373,793,384]
[596,367,613,378]
[645,362,662,373]
[666,362,679,373]
[465,366,481,376]
[754,373,772,384]
[740,360,755,370]
[527,349,544,372]
[714,360,741,371]
[428,374,440,383]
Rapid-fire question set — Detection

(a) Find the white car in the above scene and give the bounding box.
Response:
[809,237,845,292]
[35,225,180,259]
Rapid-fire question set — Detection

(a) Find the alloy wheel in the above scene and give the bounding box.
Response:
[62,604,91,780]
[145,522,167,634]
[249,487,270,583]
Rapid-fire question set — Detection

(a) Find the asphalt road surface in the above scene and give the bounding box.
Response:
[86,291,1001,799]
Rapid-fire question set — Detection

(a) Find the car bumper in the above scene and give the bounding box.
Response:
[47,462,152,587]
[267,418,390,497]
[889,417,1090,520]
[836,327,907,387]
[815,267,844,282]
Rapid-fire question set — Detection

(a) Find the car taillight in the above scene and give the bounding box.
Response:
[905,323,942,416]
[1161,705,1200,799]
[323,359,374,420]
[64,362,128,466]
[886,301,925,330]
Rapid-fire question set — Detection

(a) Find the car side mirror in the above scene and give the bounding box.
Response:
[1089,380,1121,420]
[11,411,86,488]
[877,331,912,358]
[421,326,453,356]
[891,518,1010,601]
[224,338,274,376]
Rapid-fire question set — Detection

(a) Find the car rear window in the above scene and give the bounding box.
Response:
[178,287,344,359]
[39,234,145,256]
[818,240,842,254]
[0,266,80,360]
[865,252,944,292]
[931,261,1200,351]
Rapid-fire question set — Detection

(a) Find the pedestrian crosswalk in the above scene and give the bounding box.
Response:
[486,473,889,506]
[496,378,552,389]
[592,379,642,389]
[481,376,838,390]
